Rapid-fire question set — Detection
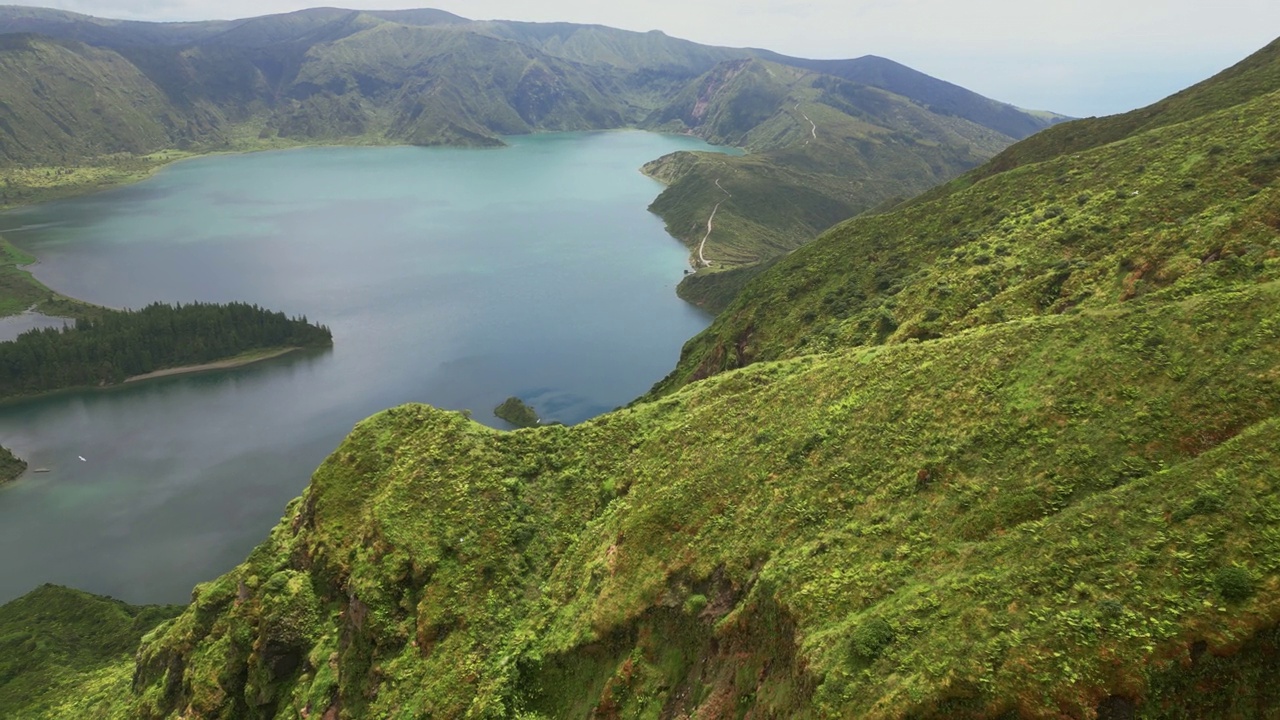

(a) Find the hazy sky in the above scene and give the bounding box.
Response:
[7,0,1279,117]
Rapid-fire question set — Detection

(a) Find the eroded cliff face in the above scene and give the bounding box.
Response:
[128,275,1280,719]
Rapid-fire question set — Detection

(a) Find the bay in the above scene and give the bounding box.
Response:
[0,131,726,604]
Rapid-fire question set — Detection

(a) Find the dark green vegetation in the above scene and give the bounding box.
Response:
[0,6,1064,314]
[0,35,1273,720]
[495,396,541,428]
[0,301,331,398]
[0,444,23,483]
[653,36,1280,395]
[117,283,1280,719]
[0,585,181,718]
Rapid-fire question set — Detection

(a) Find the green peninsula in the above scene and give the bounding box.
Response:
[0,302,331,400]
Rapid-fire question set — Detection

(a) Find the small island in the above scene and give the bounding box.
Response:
[0,445,26,485]
[494,397,540,428]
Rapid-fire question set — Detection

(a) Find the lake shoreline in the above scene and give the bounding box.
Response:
[0,346,316,408]
[123,347,304,383]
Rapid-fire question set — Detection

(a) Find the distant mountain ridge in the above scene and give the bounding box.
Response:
[0,5,1068,308]
[0,5,1065,138]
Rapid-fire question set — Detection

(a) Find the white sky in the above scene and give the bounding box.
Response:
[6,0,1279,117]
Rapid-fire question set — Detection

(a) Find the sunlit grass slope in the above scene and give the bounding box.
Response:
[653,48,1280,394]
[107,278,1280,719]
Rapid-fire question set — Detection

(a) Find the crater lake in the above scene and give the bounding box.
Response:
[0,131,727,604]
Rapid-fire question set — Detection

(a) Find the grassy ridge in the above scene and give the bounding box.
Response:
[0,585,181,719]
[939,36,1280,193]
[105,278,1280,719]
[641,59,1020,311]
[651,67,1280,394]
[79,37,1280,720]
[16,11,1280,720]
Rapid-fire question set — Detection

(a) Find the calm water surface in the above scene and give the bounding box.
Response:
[0,131,724,603]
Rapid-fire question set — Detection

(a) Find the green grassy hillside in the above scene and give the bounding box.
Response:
[14,13,1279,720]
[939,36,1280,193]
[0,585,181,718]
[0,35,1268,720]
[0,34,195,164]
[652,41,1280,395]
[109,279,1280,719]
[641,59,1018,311]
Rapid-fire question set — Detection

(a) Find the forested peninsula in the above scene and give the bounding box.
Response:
[0,301,331,399]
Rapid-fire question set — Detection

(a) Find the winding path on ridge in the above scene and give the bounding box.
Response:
[794,103,818,145]
[697,179,733,268]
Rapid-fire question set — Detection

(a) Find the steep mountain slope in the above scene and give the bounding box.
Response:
[4,37,1276,720]
[652,39,1280,395]
[942,35,1280,191]
[286,21,634,145]
[0,34,202,164]
[759,53,1071,140]
[108,283,1280,720]
[640,58,1017,309]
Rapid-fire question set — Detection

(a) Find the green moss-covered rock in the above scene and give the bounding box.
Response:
[494,396,541,428]
[0,445,24,484]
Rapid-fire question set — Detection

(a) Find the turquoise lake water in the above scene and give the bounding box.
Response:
[0,131,724,604]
